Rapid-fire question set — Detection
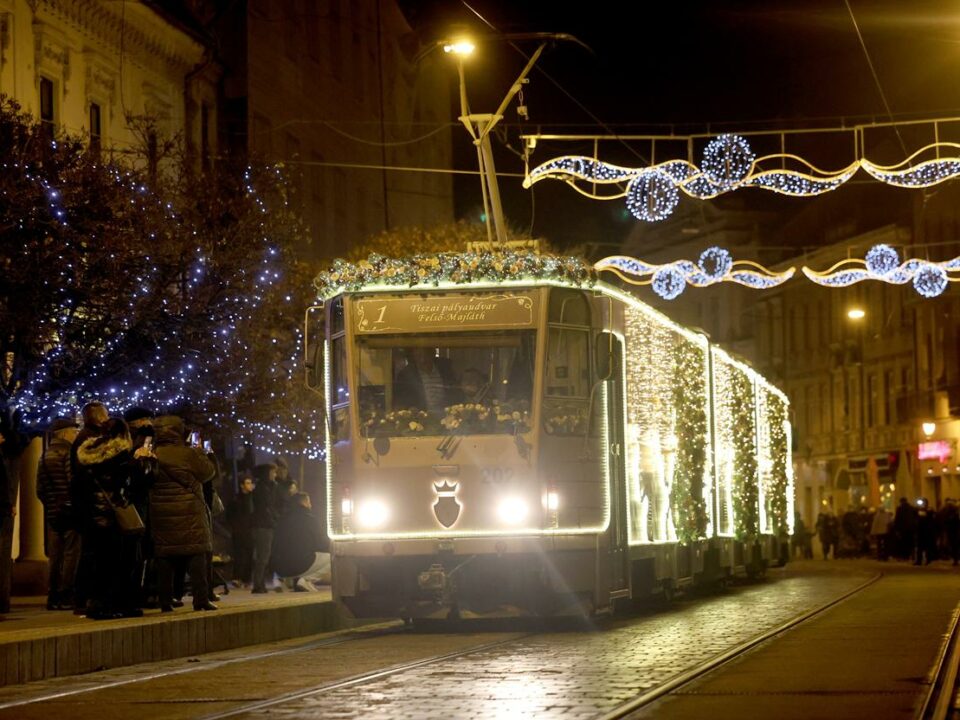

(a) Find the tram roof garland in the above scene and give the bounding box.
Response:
[523,133,960,223]
[313,250,595,299]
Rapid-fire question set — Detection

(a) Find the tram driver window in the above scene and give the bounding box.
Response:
[544,289,590,435]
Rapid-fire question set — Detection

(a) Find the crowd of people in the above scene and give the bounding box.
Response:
[0,401,330,619]
[800,497,960,565]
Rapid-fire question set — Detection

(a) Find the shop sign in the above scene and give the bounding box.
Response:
[918,440,953,463]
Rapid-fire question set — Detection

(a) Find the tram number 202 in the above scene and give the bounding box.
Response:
[481,467,514,484]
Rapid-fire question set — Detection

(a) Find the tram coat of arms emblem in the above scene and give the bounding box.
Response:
[433,481,461,528]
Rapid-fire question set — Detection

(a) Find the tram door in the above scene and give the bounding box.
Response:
[599,332,628,592]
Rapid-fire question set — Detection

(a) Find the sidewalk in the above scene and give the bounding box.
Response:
[0,586,342,686]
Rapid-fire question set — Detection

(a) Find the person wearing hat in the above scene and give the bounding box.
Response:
[37,417,81,610]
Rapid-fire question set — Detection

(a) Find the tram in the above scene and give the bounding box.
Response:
[307,250,793,619]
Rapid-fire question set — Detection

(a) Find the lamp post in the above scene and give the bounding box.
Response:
[438,33,586,246]
[846,307,867,455]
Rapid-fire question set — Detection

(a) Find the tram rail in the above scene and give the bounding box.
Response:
[919,601,960,720]
[598,572,884,720]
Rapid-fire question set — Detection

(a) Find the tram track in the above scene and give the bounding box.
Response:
[597,572,884,720]
[919,601,960,720]
[0,620,407,711]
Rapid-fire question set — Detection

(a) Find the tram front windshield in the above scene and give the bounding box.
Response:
[357,330,535,436]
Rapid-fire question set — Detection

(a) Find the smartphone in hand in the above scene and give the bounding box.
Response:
[203,440,212,453]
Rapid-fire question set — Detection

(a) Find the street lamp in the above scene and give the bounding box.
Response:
[847,307,866,320]
[436,32,587,246]
[922,421,936,438]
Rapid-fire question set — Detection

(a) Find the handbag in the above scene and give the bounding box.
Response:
[94,479,145,535]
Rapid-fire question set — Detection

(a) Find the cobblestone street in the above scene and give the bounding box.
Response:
[6,561,951,720]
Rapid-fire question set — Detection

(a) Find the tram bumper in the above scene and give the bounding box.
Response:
[333,536,601,619]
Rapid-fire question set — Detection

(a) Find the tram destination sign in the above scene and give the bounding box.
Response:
[354,292,537,334]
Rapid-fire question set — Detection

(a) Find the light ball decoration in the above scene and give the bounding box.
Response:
[625,170,680,222]
[865,244,900,276]
[652,266,686,300]
[913,264,948,298]
[698,246,733,280]
[701,134,755,190]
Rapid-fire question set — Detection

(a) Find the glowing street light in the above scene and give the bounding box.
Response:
[847,308,866,320]
[922,421,936,438]
[443,39,475,56]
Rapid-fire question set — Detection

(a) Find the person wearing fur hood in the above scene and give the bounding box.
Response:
[76,417,152,619]
[150,415,218,612]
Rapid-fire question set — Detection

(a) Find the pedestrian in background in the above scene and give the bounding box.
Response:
[893,497,917,561]
[270,492,330,591]
[227,473,256,587]
[914,497,937,565]
[942,499,960,566]
[870,505,893,561]
[250,463,280,593]
[0,407,25,615]
[149,416,217,612]
[76,417,149,619]
[70,401,109,615]
[815,506,838,560]
[36,416,81,610]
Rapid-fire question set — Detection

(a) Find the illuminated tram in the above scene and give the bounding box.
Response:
[307,252,793,619]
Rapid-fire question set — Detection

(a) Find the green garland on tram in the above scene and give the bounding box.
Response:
[730,370,759,541]
[670,339,709,544]
[767,391,789,533]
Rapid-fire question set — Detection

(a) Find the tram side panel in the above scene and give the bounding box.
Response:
[620,303,714,597]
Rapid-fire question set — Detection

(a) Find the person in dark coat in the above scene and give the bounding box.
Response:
[914,497,938,565]
[815,507,839,560]
[250,463,279,593]
[76,418,148,619]
[36,417,81,610]
[942,499,960,566]
[122,407,156,607]
[270,493,330,590]
[894,497,918,560]
[70,401,109,615]
[227,474,256,586]
[0,407,27,615]
[149,416,217,612]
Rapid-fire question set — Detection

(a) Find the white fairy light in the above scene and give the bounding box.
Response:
[701,134,756,190]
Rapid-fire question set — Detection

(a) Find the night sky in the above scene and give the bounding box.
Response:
[401,1,960,249]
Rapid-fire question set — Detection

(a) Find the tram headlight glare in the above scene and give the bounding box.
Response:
[546,491,560,511]
[341,498,353,516]
[498,497,528,525]
[356,499,390,529]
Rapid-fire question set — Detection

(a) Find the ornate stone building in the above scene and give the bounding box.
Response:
[0,0,216,164]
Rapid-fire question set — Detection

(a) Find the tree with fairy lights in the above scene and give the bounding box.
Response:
[0,97,321,456]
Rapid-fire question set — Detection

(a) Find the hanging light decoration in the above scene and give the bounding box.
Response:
[625,170,680,222]
[802,243,960,298]
[701,134,756,190]
[596,249,795,300]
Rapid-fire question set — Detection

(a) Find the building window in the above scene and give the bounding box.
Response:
[866,374,876,428]
[89,102,102,153]
[39,77,55,142]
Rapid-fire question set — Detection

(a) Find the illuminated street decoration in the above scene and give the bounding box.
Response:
[595,248,795,300]
[802,243,960,298]
[625,170,679,221]
[524,133,960,222]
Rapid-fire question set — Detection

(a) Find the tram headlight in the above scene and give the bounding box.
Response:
[356,498,390,529]
[498,497,528,525]
[546,491,560,511]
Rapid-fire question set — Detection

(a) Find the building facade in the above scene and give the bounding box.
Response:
[0,0,215,165]
[208,0,454,263]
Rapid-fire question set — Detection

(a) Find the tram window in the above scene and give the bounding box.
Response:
[329,297,345,336]
[546,328,589,397]
[356,331,534,436]
[549,289,590,326]
[331,335,349,405]
[331,405,350,442]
